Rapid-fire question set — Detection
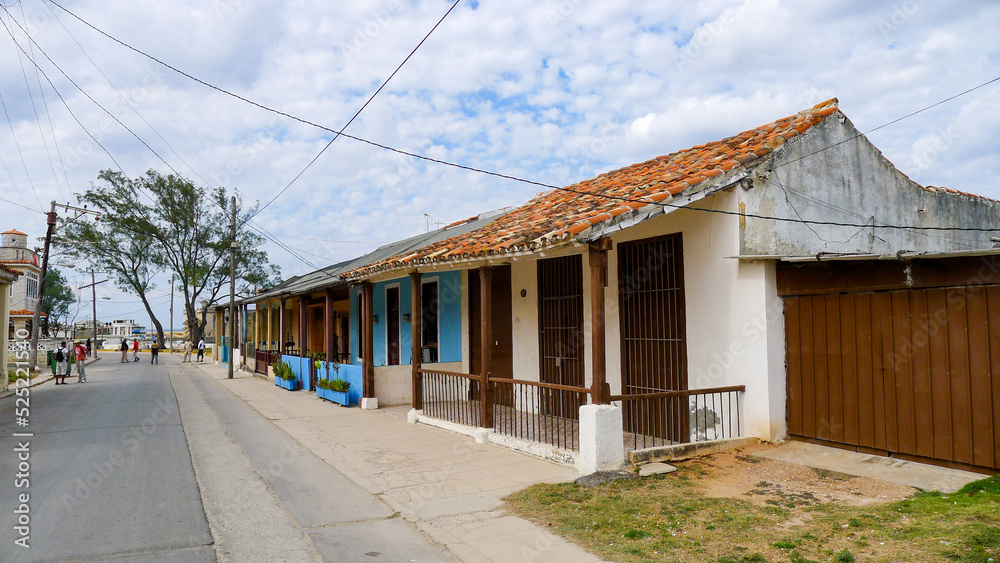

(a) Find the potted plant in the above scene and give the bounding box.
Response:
[327,378,350,406]
[272,360,298,391]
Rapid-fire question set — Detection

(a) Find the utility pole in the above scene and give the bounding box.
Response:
[79,272,107,360]
[28,202,57,374]
[170,275,174,354]
[28,201,102,373]
[228,195,236,379]
[91,270,97,359]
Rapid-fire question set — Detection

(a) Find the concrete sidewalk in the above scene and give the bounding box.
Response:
[194,361,604,563]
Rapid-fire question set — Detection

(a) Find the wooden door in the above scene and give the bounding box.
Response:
[469,266,513,404]
[785,285,1000,471]
[537,255,585,419]
[387,287,400,365]
[618,234,688,442]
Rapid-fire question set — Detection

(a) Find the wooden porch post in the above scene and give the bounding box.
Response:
[253,304,259,353]
[264,302,274,350]
[279,298,287,355]
[410,271,422,410]
[298,297,307,358]
[589,238,612,404]
[362,282,375,399]
[479,266,494,428]
[324,288,335,362]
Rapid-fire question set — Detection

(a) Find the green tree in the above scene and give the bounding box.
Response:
[59,169,280,346]
[40,267,74,337]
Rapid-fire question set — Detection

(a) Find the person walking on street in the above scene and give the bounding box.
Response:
[120,338,128,363]
[133,338,140,362]
[75,341,87,383]
[183,339,193,362]
[197,337,205,362]
[86,338,92,358]
[151,339,159,365]
[55,341,69,385]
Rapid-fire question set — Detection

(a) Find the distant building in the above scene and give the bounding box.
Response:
[107,319,145,337]
[1,229,43,338]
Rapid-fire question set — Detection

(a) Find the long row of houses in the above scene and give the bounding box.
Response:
[216,99,1000,474]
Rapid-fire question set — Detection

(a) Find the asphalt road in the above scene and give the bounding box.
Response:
[0,356,214,562]
[0,354,454,563]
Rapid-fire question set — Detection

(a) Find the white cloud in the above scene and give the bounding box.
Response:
[0,0,998,324]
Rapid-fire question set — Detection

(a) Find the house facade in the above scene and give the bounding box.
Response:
[1,229,43,339]
[227,99,1000,473]
[1,262,21,390]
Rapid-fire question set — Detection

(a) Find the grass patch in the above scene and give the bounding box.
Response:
[505,471,1000,562]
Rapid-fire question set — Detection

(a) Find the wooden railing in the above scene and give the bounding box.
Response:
[491,377,591,451]
[254,350,282,375]
[611,385,745,451]
[418,368,485,428]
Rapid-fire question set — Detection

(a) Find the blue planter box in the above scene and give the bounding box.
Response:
[275,377,298,391]
[317,387,350,406]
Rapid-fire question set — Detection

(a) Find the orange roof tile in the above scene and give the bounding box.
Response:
[9,309,44,317]
[340,99,993,279]
[343,100,843,278]
[2,229,27,236]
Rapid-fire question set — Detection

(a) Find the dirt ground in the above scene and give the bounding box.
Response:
[684,442,916,509]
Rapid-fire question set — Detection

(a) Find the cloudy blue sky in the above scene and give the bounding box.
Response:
[1,0,998,329]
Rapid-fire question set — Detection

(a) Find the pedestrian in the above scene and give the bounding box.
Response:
[133,338,140,362]
[197,337,205,362]
[151,339,159,365]
[86,338,92,358]
[55,341,69,385]
[183,339,193,362]
[75,341,87,383]
[120,338,128,363]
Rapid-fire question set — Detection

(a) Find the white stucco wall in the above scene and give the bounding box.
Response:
[742,112,1000,256]
[375,361,463,406]
[505,189,788,441]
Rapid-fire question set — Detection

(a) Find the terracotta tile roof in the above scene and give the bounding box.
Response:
[922,185,1000,204]
[2,229,27,235]
[343,99,843,278]
[0,263,20,277]
[9,309,44,317]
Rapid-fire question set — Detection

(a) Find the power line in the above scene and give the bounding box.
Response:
[775,76,1000,171]
[4,6,68,202]
[42,0,217,191]
[45,0,999,235]
[1,7,186,183]
[253,0,463,219]
[0,13,125,173]
[0,193,45,214]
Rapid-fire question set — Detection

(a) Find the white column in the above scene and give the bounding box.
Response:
[577,404,625,474]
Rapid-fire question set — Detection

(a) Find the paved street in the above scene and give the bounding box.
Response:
[0,354,455,562]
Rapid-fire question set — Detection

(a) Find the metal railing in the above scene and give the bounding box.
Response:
[491,377,591,451]
[419,368,483,428]
[611,385,745,451]
[254,350,281,375]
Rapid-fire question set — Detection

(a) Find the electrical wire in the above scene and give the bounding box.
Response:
[45,0,999,234]
[41,0,217,192]
[253,0,463,219]
[0,193,45,214]
[4,6,67,202]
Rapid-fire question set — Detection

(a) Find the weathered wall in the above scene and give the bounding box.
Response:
[741,112,1000,256]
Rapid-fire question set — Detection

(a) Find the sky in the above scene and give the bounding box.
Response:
[0,0,998,331]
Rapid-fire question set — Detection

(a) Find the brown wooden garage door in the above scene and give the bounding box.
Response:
[779,258,1000,472]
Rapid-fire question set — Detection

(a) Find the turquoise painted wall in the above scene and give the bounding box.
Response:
[349,270,463,366]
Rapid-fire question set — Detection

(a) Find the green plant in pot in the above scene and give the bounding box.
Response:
[329,379,350,393]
